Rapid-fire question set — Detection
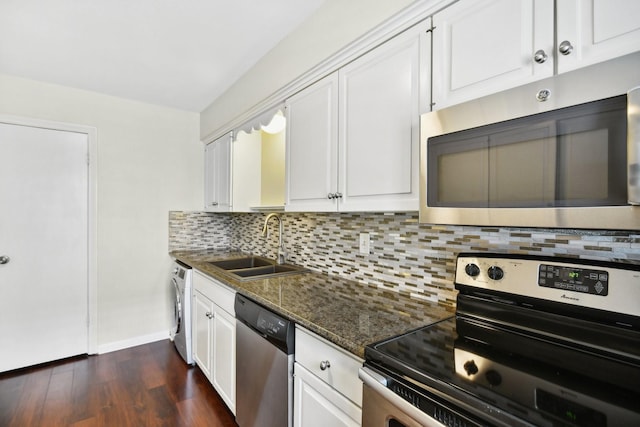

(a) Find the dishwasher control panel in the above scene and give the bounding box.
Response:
[257,312,288,339]
[235,294,295,354]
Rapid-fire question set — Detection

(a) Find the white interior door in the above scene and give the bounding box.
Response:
[0,122,89,372]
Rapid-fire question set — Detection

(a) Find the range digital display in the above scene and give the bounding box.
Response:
[538,264,608,296]
[537,388,606,426]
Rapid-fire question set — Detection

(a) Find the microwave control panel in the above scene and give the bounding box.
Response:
[538,264,608,296]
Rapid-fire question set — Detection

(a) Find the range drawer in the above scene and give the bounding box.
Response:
[295,326,364,406]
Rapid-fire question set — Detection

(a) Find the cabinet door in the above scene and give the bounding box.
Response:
[293,363,361,427]
[231,129,262,212]
[432,0,554,109]
[192,291,213,379]
[212,307,236,415]
[204,133,232,212]
[285,72,339,212]
[557,0,640,73]
[338,22,429,211]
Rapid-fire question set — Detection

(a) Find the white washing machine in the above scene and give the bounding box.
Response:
[170,260,194,365]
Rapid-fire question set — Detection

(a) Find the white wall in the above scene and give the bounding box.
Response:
[0,74,202,351]
[200,0,414,139]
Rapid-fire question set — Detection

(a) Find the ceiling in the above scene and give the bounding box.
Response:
[0,0,325,112]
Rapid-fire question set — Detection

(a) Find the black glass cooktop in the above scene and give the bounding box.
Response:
[365,315,640,426]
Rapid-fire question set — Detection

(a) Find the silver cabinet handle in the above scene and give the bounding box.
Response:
[335,192,343,199]
[320,360,331,370]
[533,49,548,64]
[209,201,219,206]
[0,255,9,265]
[327,193,335,200]
[205,312,213,319]
[558,40,573,55]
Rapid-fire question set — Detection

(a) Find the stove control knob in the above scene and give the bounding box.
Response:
[465,263,481,277]
[485,369,502,386]
[488,266,504,281]
[463,360,478,376]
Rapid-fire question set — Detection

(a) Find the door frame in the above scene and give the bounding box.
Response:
[0,114,98,355]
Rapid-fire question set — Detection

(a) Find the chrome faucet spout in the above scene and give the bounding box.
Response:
[262,213,287,264]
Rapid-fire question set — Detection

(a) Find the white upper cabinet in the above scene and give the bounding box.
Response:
[231,129,262,212]
[204,133,232,212]
[432,0,640,108]
[286,21,430,212]
[432,0,554,109]
[338,22,429,212]
[556,0,640,74]
[232,112,287,212]
[286,73,339,212]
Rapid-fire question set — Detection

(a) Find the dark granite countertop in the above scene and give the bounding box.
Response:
[171,249,454,359]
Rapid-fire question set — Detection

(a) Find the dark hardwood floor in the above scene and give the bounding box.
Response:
[0,340,238,427]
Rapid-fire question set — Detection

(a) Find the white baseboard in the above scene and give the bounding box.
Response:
[98,330,171,354]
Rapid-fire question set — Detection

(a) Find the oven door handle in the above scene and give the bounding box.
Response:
[359,367,447,427]
[629,86,640,205]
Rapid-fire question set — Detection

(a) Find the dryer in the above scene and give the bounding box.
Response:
[170,260,194,365]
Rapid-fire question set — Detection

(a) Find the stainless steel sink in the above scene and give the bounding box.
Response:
[207,256,307,280]
[209,256,272,270]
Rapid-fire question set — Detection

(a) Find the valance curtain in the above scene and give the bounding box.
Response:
[232,103,285,140]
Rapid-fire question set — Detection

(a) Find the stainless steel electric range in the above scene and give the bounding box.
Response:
[360,253,640,426]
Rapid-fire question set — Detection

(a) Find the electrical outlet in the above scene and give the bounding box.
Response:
[359,232,370,254]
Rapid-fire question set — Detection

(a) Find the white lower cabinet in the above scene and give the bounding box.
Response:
[193,290,214,378]
[192,270,236,414]
[294,326,363,427]
[211,305,235,410]
[294,363,361,427]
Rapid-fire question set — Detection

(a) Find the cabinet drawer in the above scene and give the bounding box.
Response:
[294,363,361,427]
[295,326,363,406]
[193,270,235,315]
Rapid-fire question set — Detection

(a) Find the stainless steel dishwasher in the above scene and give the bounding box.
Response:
[234,294,295,427]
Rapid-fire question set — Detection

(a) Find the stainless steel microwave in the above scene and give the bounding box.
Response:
[420,56,640,230]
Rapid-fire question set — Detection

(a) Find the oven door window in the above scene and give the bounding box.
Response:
[427,95,628,208]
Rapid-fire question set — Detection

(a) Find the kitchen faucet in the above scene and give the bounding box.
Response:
[262,213,287,264]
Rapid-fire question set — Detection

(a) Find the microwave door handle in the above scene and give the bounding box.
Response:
[628,86,640,205]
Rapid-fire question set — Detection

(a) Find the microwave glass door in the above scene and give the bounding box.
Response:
[427,95,628,208]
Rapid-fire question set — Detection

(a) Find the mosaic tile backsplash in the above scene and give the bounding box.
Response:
[169,211,640,308]
[169,211,231,250]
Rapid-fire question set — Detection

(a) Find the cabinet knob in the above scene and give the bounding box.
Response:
[210,201,219,206]
[536,89,551,102]
[206,312,213,319]
[0,255,10,265]
[335,192,343,199]
[558,40,573,56]
[533,49,548,64]
[327,193,335,200]
[319,360,331,370]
